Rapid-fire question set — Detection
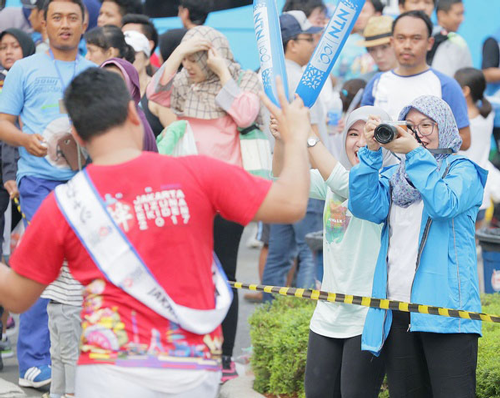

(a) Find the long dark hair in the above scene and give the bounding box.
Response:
[455,67,492,118]
[85,25,135,64]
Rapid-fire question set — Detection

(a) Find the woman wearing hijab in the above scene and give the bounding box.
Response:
[147,25,262,381]
[349,95,487,397]
[100,58,157,152]
[270,107,392,397]
[0,27,34,364]
[0,28,35,86]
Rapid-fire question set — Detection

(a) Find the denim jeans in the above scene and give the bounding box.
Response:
[262,199,323,302]
[17,176,64,374]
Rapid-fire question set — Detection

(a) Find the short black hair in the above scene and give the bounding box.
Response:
[64,68,131,141]
[44,0,85,20]
[85,25,135,63]
[398,0,436,6]
[33,0,45,11]
[122,13,158,53]
[102,0,143,17]
[180,0,211,26]
[159,28,187,65]
[437,0,462,12]
[282,0,326,17]
[368,0,385,14]
[393,10,433,38]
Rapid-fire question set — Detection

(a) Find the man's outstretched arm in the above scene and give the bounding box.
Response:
[0,263,47,313]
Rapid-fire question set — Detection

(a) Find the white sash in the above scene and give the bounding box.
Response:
[54,170,233,335]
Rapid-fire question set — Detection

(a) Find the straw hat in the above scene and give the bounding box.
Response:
[357,15,394,48]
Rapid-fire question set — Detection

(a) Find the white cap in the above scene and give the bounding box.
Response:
[124,30,151,58]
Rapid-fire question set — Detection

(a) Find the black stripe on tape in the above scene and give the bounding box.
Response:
[427,306,440,316]
[371,298,381,308]
[408,304,419,313]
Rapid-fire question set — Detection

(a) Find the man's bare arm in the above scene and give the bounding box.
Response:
[0,114,48,156]
[0,264,47,313]
[483,67,500,83]
[459,125,471,151]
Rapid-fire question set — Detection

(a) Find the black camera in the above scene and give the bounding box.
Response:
[374,122,408,144]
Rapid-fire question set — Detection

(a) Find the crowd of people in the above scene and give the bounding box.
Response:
[0,0,498,397]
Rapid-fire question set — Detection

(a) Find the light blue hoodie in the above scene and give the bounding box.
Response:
[348,96,488,356]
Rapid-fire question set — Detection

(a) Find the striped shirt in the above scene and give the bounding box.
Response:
[41,261,83,306]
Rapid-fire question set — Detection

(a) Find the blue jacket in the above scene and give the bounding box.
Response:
[348,146,488,356]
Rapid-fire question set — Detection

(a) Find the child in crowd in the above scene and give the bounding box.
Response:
[41,265,83,398]
[455,67,495,228]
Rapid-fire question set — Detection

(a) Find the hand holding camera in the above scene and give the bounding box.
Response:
[365,117,420,155]
[363,115,383,152]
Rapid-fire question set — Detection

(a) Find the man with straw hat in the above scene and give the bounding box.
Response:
[358,15,397,82]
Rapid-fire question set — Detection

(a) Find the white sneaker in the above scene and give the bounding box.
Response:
[19,365,52,388]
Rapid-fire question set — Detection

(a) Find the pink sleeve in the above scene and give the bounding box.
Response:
[226,91,260,128]
[146,65,176,107]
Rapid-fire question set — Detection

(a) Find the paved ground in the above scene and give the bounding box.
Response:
[0,224,263,396]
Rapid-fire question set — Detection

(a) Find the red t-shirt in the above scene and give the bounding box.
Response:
[11,152,271,370]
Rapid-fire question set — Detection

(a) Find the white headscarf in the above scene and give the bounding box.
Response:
[338,106,396,170]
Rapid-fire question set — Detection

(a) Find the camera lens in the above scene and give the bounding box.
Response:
[374,124,397,144]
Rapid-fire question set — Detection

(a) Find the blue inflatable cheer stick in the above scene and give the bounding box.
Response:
[253,0,289,107]
[296,0,366,108]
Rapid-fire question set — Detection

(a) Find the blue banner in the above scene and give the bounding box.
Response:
[296,0,365,108]
[253,0,289,107]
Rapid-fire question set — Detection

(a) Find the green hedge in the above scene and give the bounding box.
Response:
[249,294,500,398]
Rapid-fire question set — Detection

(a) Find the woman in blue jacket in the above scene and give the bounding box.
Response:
[348,95,487,398]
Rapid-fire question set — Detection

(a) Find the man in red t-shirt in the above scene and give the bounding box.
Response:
[0,68,311,397]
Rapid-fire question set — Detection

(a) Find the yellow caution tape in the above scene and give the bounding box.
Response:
[230,282,500,324]
[13,197,30,225]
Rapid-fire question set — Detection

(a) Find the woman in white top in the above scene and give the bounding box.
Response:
[269,105,395,398]
[455,67,495,227]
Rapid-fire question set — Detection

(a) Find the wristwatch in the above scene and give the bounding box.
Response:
[307,137,320,148]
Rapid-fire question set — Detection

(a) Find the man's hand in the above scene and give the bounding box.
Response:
[4,180,18,199]
[269,116,281,141]
[363,115,382,152]
[253,77,310,223]
[259,78,310,145]
[22,133,48,157]
[382,126,419,154]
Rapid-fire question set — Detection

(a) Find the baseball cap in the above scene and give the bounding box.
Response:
[124,30,151,58]
[21,0,44,9]
[280,10,323,43]
[357,16,394,48]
